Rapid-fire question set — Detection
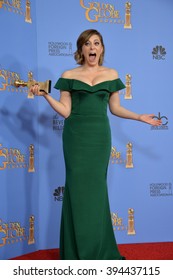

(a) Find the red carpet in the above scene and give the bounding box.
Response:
[10,242,173,260]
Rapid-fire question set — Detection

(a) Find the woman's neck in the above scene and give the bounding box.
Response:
[81,64,102,72]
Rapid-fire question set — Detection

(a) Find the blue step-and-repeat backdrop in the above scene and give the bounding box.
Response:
[0,0,173,259]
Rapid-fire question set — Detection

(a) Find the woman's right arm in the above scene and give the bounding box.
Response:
[44,90,71,118]
[30,85,71,118]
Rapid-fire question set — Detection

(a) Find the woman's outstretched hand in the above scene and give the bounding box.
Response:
[139,114,162,126]
[30,84,47,96]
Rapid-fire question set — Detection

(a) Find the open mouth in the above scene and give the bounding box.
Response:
[89,53,96,62]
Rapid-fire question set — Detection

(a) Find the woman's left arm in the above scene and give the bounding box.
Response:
[109,91,162,126]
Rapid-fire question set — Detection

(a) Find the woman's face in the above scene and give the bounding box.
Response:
[81,34,103,66]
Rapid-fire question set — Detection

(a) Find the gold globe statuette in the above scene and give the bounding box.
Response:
[25,0,32,23]
[126,142,133,168]
[127,208,136,235]
[28,144,35,172]
[124,2,132,29]
[13,72,51,99]
[125,74,132,99]
[28,215,35,245]
[0,0,3,9]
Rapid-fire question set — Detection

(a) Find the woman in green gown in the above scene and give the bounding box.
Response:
[31,29,161,260]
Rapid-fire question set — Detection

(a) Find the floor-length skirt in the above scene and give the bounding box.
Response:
[60,114,123,260]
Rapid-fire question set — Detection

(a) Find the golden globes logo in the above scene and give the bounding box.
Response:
[80,0,132,27]
[111,208,135,235]
[110,142,134,168]
[0,0,32,23]
[0,67,27,94]
[111,212,127,231]
[0,216,35,247]
[110,146,125,164]
[0,143,35,172]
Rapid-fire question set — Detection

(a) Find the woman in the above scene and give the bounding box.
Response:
[31,29,161,260]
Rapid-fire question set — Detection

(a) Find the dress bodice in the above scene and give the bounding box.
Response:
[54,78,125,116]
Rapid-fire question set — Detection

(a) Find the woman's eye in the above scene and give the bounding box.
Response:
[85,42,90,46]
[95,42,100,45]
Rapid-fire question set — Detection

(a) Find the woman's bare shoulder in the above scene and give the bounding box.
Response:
[103,67,119,79]
[61,67,82,78]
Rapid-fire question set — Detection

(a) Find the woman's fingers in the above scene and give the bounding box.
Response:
[30,84,41,95]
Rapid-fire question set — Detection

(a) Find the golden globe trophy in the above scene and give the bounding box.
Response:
[13,71,51,99]
[125,74,132,99]
[25,0,32,23]
[124,2,132,29]
[126,142,133,168]
[28,216,35,245]
[127,208,136,235]
[0,0,3,9]
[28,144,35,172]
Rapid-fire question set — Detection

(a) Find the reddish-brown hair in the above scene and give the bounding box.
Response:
[74,29,105,65]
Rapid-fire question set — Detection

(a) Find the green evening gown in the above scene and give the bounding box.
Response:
[54,77,126,260]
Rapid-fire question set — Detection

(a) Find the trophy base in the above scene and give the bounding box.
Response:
[25,18,32,23]
[124,24,132,29]
[27,92,34,99]
[124,95,132,100]
[28,239,35,245]
[126,164,134,168]
[39,80,51,94]
[28,168,35,172]
[127,231,136,235]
